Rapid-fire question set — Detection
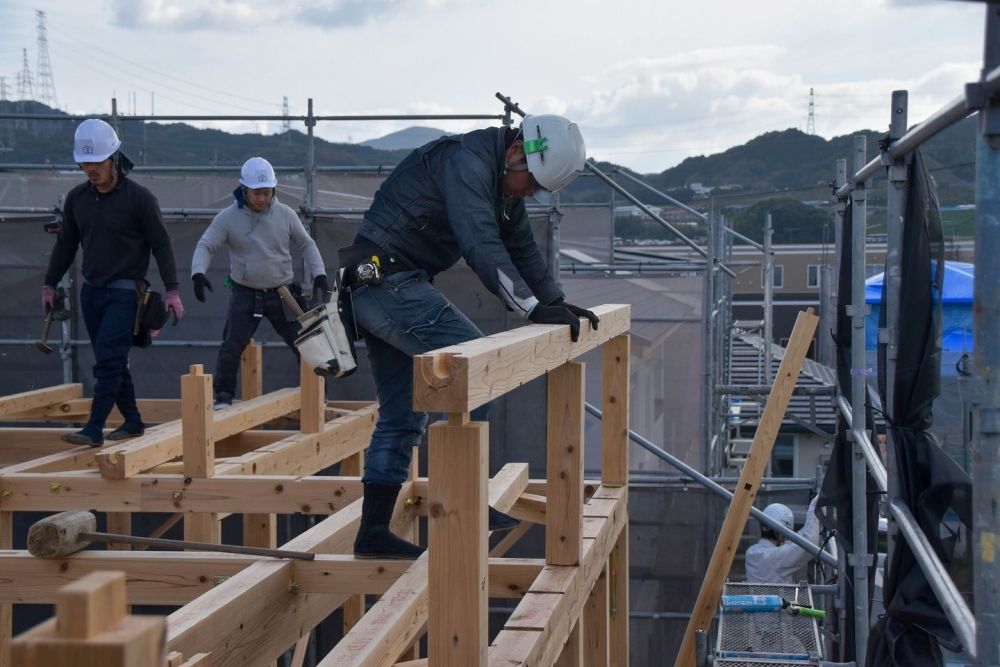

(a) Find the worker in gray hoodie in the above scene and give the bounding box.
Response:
[191,157,328,407]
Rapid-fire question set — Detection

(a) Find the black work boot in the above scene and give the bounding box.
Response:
[354,482,425,560]
[489,506,521,532]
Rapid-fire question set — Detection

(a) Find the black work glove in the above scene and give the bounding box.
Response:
[313,275,330,303]
[192,273,213,303]
[528,303,582,342]
[553,298,600,332]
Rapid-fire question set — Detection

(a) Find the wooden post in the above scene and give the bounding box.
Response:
[240,339,262,400]
[11,571,166,667]
[0,510,10,667]
[601,335,629,487]
[608,526,629,666]
[547,362,584,566]
[584,566,610,667]
[398,446,421,662]
[300,358,325,434]
[674,309,819,667]
[181,365,219,543]
[340,451,365,634]
[428,417,488,667]
[240,339,276,646]
[181,365,214,478]
[555,619,584,667]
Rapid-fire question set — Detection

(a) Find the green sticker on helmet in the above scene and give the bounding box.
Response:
[523,137,548,154]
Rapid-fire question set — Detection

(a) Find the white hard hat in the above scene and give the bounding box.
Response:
[73,119,121,163]
[521,114,586,196]
[762,503,795,532]
[239,157,277,189]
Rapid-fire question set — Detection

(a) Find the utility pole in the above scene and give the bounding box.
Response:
[0,77,8,102]
[35,10,58,109]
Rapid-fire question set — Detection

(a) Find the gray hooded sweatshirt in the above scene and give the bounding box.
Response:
[191,193,325,290]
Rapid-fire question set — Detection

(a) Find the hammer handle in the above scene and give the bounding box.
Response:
[79,531,315,560]
[40,308,54,342]
[276,285,306,317]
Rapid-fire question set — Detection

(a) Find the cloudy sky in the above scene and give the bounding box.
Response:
[0,0,987,173]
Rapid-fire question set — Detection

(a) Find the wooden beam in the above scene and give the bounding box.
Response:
[608,526,629,666]
[0,383,82,418]
[489,486,627,667]
[164,489,383,666]
[413,304,630,413]
[0,551,253,605]
[554,618,583,667]
[583,566,610,667]
[96,387,302,479]
[0,473,364,514]
[428,419,488,667]
[547,362,584,566]
[601,335,629,487]
[673,308,818,667]
[6,399,180,425]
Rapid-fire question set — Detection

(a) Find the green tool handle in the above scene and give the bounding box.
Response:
[793,606,826,619]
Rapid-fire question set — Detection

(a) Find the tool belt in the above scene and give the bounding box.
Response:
[337,241,412,289]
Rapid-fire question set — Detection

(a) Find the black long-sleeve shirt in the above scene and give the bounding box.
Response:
[45,175,179,291]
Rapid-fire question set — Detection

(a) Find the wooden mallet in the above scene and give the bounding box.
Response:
[27,511,315,560]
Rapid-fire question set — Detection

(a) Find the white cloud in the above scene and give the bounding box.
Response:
[292,0,466,28]
[110,0,271,30]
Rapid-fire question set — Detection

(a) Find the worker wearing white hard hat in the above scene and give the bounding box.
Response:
[335,114,596,560]
[190,156,328,408]
[745,497,821,584]
[42,118,184,446]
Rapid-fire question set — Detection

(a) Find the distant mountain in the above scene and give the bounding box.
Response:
[360,126,450,151]
[0,101,412,167]
[560,116,976,206]
[0,102,975,206]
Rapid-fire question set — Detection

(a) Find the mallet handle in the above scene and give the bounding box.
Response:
[79,532,315,560]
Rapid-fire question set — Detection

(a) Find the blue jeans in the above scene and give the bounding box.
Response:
[214,284,300,402]
[351,270,487,484]
[80,284,140,435]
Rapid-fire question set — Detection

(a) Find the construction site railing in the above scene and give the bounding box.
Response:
[829,8,999,662]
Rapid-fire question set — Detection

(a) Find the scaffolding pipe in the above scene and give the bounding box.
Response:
[584,160,737,278]
[834,60,1000,199]
[848,135,871,663]
[716,384,835,396]
[883,90,909,577]
[973,6,1000,665]
[835,396,888,493]
[889,500,978,658]
[0,112,504,123]
[584,402,838,567]
[763,212,774,384]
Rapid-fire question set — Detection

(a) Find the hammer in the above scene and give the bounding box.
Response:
[27,511,315,560]
[35,307,55,354]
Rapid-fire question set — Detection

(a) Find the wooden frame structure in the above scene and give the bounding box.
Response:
[0,303,631,667]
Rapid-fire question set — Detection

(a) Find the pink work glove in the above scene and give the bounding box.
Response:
[42,285,56,314]
[164,290,184,322]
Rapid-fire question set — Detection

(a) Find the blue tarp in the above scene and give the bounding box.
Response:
[865,261,974,371]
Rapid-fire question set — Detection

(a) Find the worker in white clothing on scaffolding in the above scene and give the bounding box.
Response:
[745,496,820,584]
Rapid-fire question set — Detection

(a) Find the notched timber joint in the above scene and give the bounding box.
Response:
[417,352,458,388]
